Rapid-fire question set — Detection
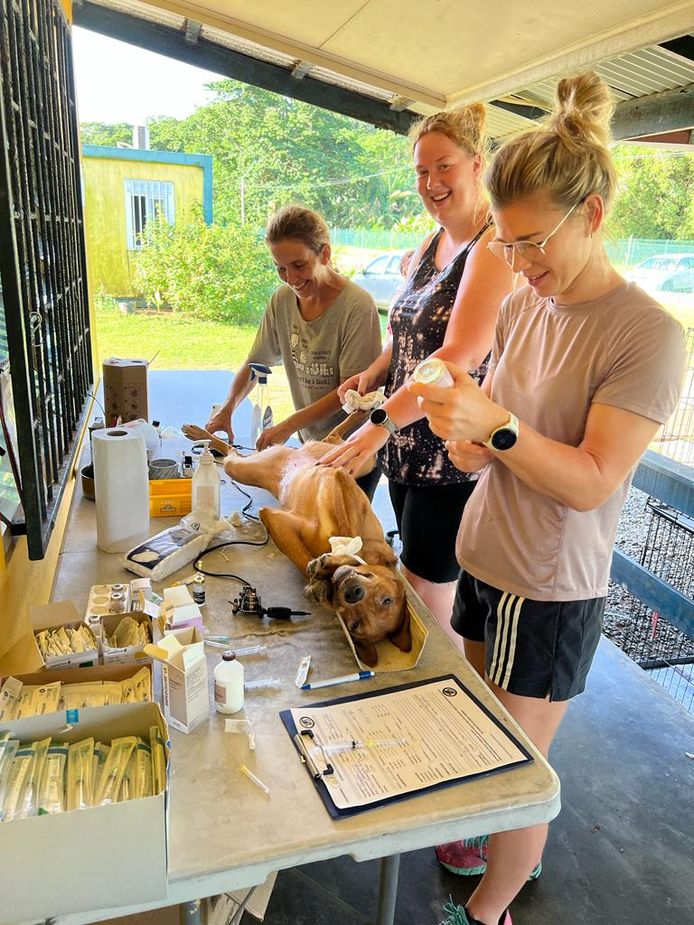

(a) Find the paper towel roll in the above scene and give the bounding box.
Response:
[93,428,150,553]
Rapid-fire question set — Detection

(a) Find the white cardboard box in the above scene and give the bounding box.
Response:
[101,611,153,664]
[0,701,169,923]
[161,626,209,734]
[31,601,100,669]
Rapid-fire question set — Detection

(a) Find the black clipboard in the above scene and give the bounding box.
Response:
[280,674,534,819]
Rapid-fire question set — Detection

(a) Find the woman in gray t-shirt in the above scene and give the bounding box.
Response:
[206,205,381,458]
[412,73,686,925]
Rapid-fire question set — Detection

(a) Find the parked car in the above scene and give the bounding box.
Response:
[657,269,694,294]
[352,252,406,309]
[627,253,694,294]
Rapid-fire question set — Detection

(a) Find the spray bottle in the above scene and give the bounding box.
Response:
[191,440,220,529]
[248,363,273,448]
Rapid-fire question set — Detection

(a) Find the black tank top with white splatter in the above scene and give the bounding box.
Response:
[379,224,490,486]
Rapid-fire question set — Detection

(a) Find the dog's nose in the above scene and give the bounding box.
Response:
[343,583,365,604]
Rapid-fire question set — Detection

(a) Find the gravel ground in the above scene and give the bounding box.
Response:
[606,485,694,663]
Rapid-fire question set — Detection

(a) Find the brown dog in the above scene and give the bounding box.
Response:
[182,418,410,667]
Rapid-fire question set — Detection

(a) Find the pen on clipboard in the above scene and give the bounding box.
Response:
[301,670,374,691]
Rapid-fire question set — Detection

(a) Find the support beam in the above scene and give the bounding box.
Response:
[291,60,312,80]
[184,19,201,45]
[612,84,694,141]
[73,2,417,134]
[611,549,694,639]
[660,35,694,63]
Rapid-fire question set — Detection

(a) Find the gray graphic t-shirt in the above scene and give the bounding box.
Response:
[247,279,382,441]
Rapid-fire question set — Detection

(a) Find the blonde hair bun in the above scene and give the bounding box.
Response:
[485,70,618,213]
[548,72,615,153]
[410,103,488,158]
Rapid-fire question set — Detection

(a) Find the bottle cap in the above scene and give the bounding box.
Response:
[222,651,237,661]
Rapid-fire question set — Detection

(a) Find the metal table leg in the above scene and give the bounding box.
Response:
[179,899,202,925]
[376,853,401,925]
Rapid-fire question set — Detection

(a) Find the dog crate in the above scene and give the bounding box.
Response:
[606,498,694,711]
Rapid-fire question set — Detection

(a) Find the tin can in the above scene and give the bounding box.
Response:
[413,358,454,388]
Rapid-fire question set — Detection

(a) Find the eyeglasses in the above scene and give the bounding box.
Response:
[487,200,583,265]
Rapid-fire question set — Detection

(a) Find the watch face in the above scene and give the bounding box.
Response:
[491,428,517,451]
[370,408,387,425]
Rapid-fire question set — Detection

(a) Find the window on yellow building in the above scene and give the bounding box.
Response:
[125,179,175,250]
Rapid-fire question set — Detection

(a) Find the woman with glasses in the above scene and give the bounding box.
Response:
[319,106,513,641]
[411,73,686,925]
[206,205,382,494]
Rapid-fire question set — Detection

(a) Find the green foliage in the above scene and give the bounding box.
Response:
[133,208,277,324]
[81,121,133,147]
[609,145,694,240]
[145,79,415,230]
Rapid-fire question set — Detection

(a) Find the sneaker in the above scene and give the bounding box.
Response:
[439,899,512,925]
[435,836,542,880]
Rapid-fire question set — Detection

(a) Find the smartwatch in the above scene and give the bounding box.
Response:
[369,407,398,436]
[484,413,519,451]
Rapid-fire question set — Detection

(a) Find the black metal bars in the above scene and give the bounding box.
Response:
[0,0,93,558]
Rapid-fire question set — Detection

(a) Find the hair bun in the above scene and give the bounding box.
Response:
[548,73,615,152]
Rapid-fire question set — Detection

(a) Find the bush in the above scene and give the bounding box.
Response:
[133,209,277,324]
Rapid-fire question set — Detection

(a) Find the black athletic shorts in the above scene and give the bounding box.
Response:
[452,571,605,701]
[355,465,381,502]
[388,479,477,584]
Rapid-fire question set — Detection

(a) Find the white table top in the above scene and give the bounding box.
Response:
[49,372,560,921]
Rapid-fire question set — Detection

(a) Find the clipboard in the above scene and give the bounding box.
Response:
[280,674,533,818]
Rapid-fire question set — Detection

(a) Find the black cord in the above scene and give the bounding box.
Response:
[194,529,270,584]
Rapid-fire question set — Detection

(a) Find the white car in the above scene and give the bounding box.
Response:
[627,253,694,293]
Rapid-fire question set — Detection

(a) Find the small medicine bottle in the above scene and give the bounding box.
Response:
[413,357,454,388]
[214,651,244,714]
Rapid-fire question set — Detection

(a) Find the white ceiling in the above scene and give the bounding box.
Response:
[81,0,694,138]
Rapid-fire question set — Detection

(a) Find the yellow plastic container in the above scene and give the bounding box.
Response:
[149,478,193,517]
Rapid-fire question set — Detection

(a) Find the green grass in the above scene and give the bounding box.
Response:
[95,302,295,419]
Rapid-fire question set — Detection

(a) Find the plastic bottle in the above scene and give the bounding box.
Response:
[191,439,220,528]
[248,363,273,447]
[413,357,454,388]
[214,652,244,714]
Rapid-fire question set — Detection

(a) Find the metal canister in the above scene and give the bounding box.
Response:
[413,358,454,388]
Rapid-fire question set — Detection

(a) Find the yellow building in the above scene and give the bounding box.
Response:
[82,145,213,298]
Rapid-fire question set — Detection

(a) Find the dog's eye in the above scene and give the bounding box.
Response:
[381,596,393,607]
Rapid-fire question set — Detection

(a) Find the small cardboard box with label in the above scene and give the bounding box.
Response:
[160,584,205,633]
[101,611,153,664]
[0,700,169,924]
[30,602,100,670]
[158,627,209,734]
[102,357,149,425]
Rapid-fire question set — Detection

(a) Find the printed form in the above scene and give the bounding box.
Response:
[289,676,530,811]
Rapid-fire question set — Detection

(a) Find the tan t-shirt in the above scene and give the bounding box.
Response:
[248,279,381,441]
[456,282,686,601]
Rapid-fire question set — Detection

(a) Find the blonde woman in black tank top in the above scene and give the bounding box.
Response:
[319,109,513,640]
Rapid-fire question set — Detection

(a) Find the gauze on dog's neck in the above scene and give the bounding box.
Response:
[328,535,366,564]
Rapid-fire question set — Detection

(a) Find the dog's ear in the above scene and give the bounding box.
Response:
[388,598,412,653]
[353,637,379,668]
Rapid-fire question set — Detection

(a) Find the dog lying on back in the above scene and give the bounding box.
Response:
[182,417,410,667]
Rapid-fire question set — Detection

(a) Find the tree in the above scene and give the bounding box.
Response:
[80,121,133,147]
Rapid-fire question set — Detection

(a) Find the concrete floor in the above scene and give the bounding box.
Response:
[98,373,694,925]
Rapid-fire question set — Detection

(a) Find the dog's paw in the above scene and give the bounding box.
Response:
[304,578,331,605]
[306,554,335,581]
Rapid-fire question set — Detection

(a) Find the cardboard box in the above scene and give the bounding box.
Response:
[160,626,209,734]
[0,663,153,719]
[101,611,153,664]
[340,596,429,673]
[31,602,100,670]
[102,357,149,425]
[0,701,169,923]
[150,477,193,517]
[160,584,204,632]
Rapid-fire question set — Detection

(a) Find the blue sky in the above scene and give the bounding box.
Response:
[73,27,222,124]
